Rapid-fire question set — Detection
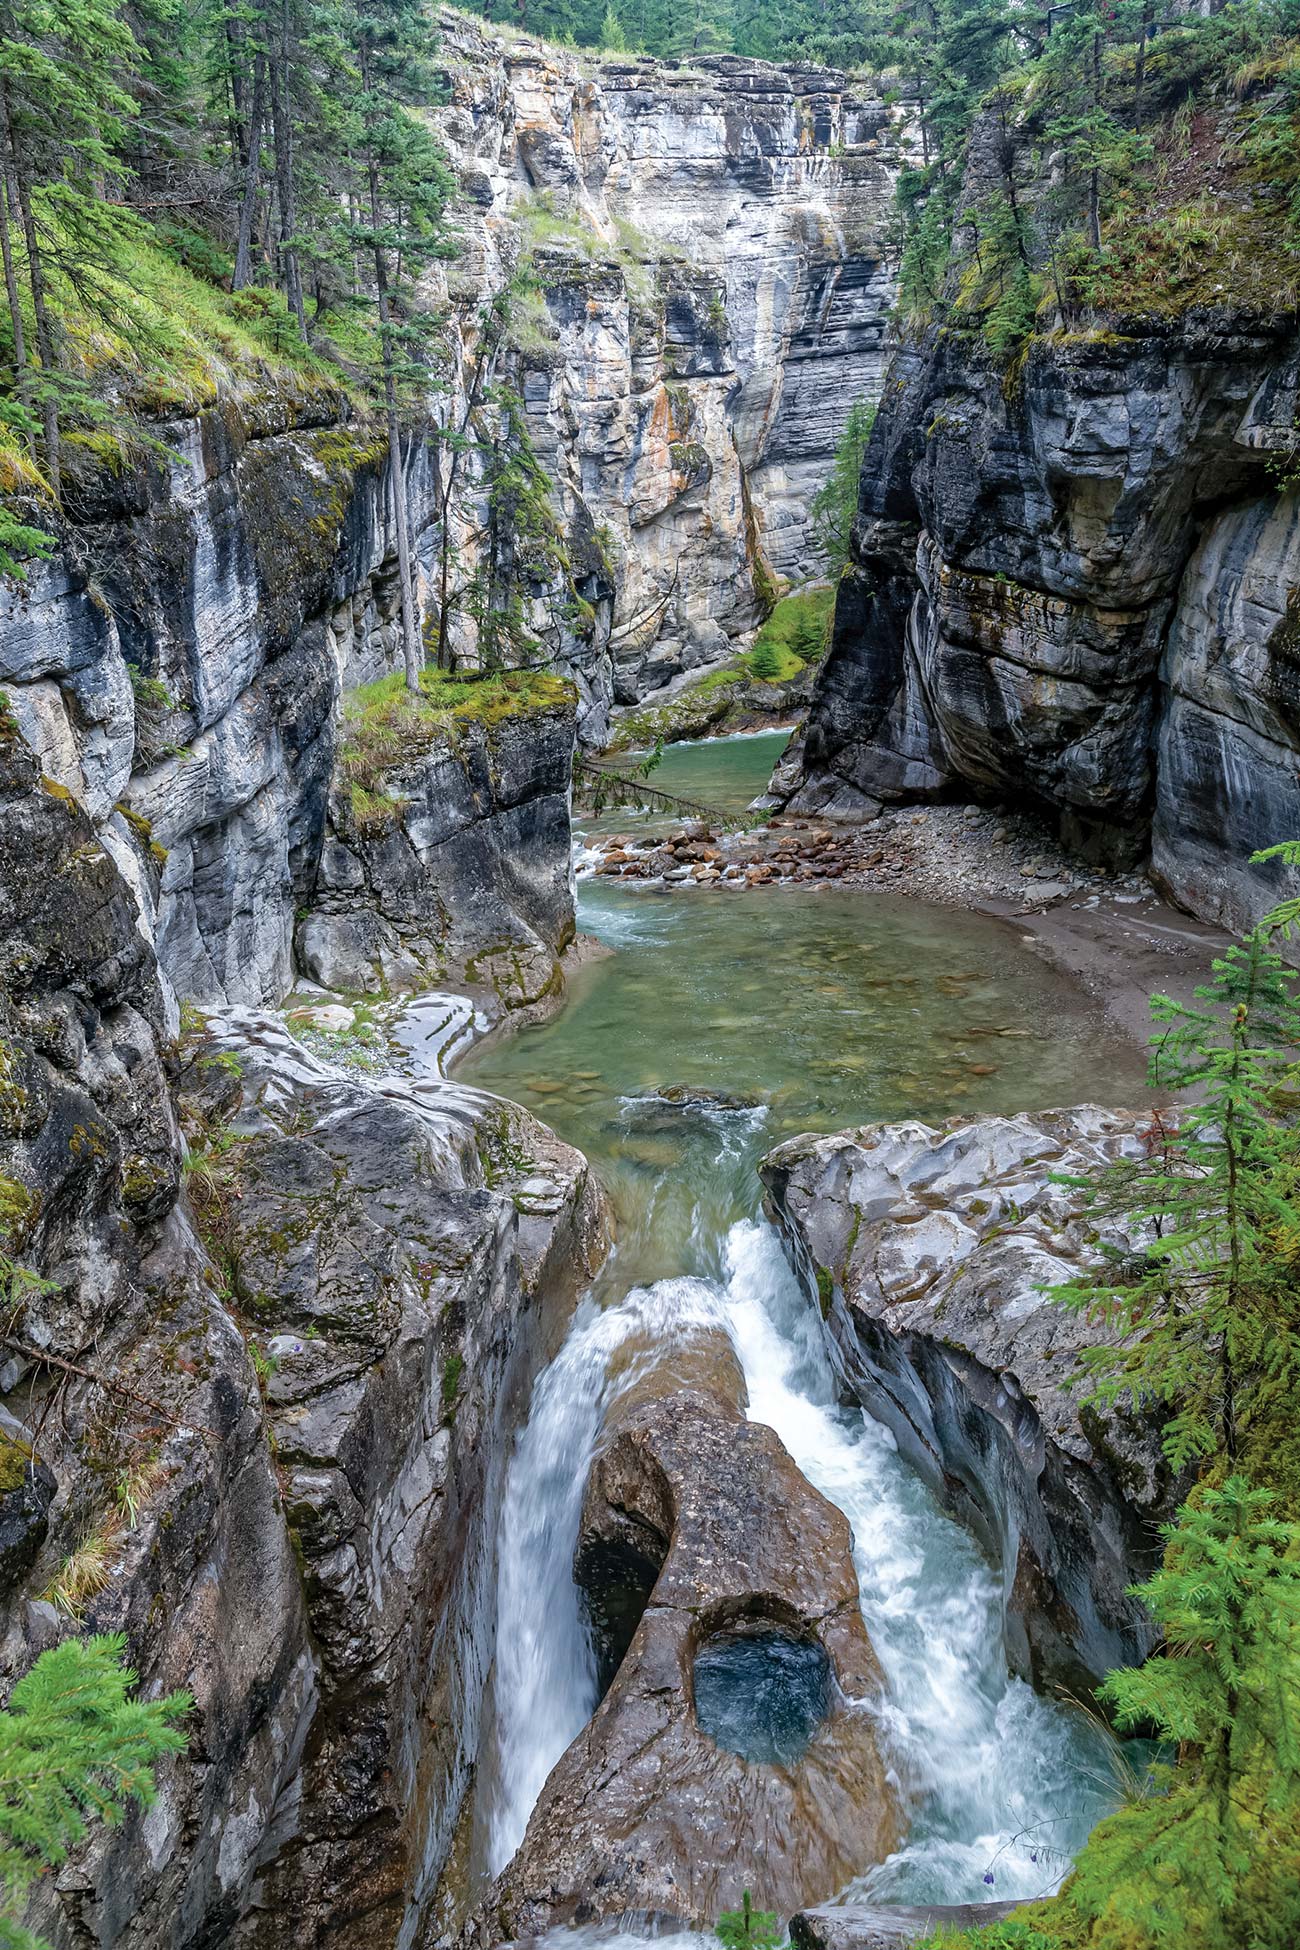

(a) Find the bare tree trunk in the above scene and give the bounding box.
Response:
[362,111,420,688]
[1,82,58,499]
[271,1,306,336]
[1089,30,1103,250]
[1134,0,1153,132]
[233,48,268,291]
[0,169,33,457]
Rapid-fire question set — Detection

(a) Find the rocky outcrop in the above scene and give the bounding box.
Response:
[1,401,432,1005]
[432,9,913,702]
[0,395,588,1011]
[0,716,607,1948]
[761,1108,1171,1695]
[1,12,914,1011]
[469,1345,898,1939]
[784,311,1300,931]
[296,687,578,1010]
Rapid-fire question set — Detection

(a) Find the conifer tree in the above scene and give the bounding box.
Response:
[0,1633,189,1949]
[0,0,141,495]
[809,397,875,576]
[1059,1479,1300,1950]
[1051,899,1300,1469]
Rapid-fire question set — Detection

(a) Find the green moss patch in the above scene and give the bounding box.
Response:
[338,666,575,806]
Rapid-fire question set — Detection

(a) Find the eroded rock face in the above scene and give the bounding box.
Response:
[0,718,608,1949]
[784,311,1300,925]
[761,1108,1171,1694]
[433,9,914,700]
[296,695,578,1010]
[470,1366,898,1938]
[0,406,442,1006]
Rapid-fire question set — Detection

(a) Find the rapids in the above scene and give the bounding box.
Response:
[456,733,1148,1922]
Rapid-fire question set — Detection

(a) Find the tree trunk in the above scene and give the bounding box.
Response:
[1089,30,1103,250]
[378,287,421,693]
[0,169,33,458]
[270,2,306,337]
[1134,1,1153,132]
[363,129,420,688]
[233,48,268,292]
[1,84,59,499]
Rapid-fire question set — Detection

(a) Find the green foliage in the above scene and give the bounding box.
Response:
[1049,909,1300,1470]
[889,0,1300,342]
[1037,1480,1300,1950]
[715,1890,785,1950]
[809,398,875,576]
[0,1634,189,1948]
[338,665,574,805]
[750,585,834,678]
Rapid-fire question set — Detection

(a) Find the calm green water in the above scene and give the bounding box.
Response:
[582,726,793,842]
[461,875,1149,1287]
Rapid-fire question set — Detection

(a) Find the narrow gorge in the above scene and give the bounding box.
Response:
[0,3,1298,1950]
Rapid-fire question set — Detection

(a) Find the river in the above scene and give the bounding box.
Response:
[455,731,1150,1925]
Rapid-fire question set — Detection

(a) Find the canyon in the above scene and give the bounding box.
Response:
[0,6,1298,1950]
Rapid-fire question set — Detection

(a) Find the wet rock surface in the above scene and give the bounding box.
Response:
[782,309,1300,932]
[761,1107,1174,1692]
[467,1365,899,1937]
[0,718,609,1949]
[791,1898,1031,1949]
[587,802,1151,910]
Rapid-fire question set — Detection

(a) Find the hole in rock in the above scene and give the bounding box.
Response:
[692,1626,832,1768]
[575,1534,665,1699]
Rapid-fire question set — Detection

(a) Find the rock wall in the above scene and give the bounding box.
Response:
[783,309,1300,931]
[0,715,607,1949]
[761,1109,1171,1696]
[431,8,911,704]
[297,689,578,1010]
[0,11,913,1012]
[0,393,584,1010]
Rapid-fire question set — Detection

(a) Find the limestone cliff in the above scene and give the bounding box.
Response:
[0,714,606,1949]
[783,302,1300,932]
[0,12,909,1014]
[429,8,910,705]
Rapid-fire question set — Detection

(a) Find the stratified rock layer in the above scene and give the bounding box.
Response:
[469,1363,898,1938]
[297,692,578,1008]
[432,10,913,700]
[0,718,607,1949]
[761,1108,1171,1693]
[785,313,1300,931]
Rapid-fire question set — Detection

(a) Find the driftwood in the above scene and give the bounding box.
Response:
[572,757,753,832]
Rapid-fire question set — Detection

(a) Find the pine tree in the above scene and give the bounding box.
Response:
[809,397,875,576]
[0,0,141,496]
[1059,1479,1300,1950]
[1050,902,1300,1470]
[0,1633,189,1949]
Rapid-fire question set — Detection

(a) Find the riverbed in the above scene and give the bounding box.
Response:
[454,732,1153,1924]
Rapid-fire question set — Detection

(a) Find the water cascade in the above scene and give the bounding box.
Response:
[459,732,1147,1924]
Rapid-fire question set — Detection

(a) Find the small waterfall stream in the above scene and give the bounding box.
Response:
[482,1218,1115,1908]
[458,731,1147,1927]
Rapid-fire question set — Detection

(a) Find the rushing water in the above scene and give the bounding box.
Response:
[458,733,1149,1918]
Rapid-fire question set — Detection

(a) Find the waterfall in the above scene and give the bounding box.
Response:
[482,1215,1113,1908]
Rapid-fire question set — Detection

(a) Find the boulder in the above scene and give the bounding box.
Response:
[791,1899,1031,1950]
[469,1365,899,1937]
